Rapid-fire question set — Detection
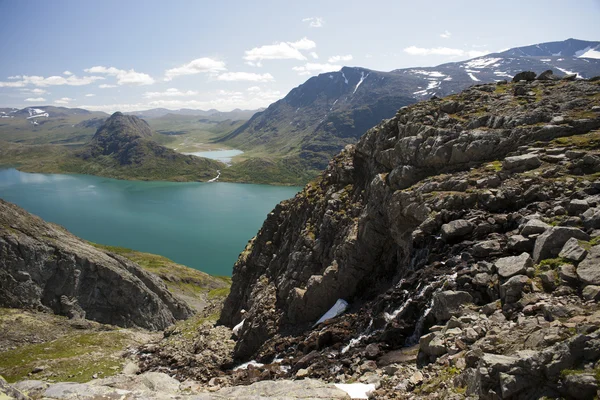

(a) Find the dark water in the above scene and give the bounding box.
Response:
[0,168,300,276]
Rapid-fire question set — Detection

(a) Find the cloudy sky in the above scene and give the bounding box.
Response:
[1,0,599,112]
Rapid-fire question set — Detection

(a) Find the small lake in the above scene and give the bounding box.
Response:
[0,169,300,276]
[185,149,244,165]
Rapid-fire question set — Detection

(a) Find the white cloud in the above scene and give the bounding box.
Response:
[292,62,342,76]
[440,30,451,39]
[85,94,95,97]
[244,37,316,63]
[24,97,46,102]
[302,17,324,28]
[217,72,274,82]
[247,86,261,93]
[98,84,117,89]
[21,88,48,94]
[84,66,155,85]
[63,70,73,76]
[328,54,353,63]
[404,46,490,58]
[143,88,199,98]
[54,97,74,105]
[310,52,319,59]
[365,53,373,59]
[0,74,104,88]
[164,58,227,81]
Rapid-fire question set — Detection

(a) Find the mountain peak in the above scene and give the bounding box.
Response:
[95,111,153,141]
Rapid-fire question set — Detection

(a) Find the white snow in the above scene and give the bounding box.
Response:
[334,383,376,399]
[314,299,348,326]
[26,113,49,119]
[208,170,221,183]
[413,80,441,95]
[341,71,348,84]
[233,360,264,371]
[540,58,551,62]
[467,72,480,82]
[552,51,562,56]
[493,71,512,78]
[443,76,453,81]
[410,70,446,78]
[353,71,369,94]
[575,46,593,57]
[463,57,502,69]
[578,49,600,59]
[555,67,583,79]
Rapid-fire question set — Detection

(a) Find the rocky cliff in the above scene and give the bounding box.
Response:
[219,73,600,398]
[0,199,192,330]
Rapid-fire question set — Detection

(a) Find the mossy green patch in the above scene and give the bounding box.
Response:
[0,331,129,383]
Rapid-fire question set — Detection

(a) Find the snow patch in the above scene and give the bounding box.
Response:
[578,49,600,59]
[467,72,480,82]
[341,71,348,84]
[335,383,376,399]
[314,299,348,326]
[352,71,369,94]
[413,80,441,95]
[463,57,502,69]
[493,71,512,78]
[233,360,264,371]
[555,67,583,79]
[552,51,562,56]
[540,58,551,62]
[575,46,593,57]
[26,113,49,119]
[410,70,445,78]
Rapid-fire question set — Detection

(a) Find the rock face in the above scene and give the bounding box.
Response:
[220,77,600,364]
[0,199,192,330]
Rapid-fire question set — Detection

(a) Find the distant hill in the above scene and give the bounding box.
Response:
[127,107,263,120]
[76,112,224,180]
[218,38,600,174]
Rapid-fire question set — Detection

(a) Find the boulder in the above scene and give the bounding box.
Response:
[521,219,550,236]
[532,227,590,263]
[562,73,578,81]
[420,332,447,357]
[540,270,558,292]
[502,154,542,172]
[440,220,474,242]
[0,376,29,400]
[495,253,534,279]
[512,71,537,82]
[582,208,600,230]
[431,290,473,322]
[536,70,557,81]
[567,199,589,216]
[561,373,598,400]
[500,275,530,304]
[577,245,600,285]
[559,264,579,285]
[472,240,501,257]
[507,235,534,253]
[582,285,600,301]
[559,237,588,263]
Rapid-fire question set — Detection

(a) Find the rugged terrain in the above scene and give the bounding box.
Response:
[219,39,600,180]
[214,73,600,398]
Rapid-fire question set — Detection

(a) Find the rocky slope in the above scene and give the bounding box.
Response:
[0,199,192,330]
[216,73,600,398]
[218,39,600,177]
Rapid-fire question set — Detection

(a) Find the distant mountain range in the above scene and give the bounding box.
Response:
[218,38,600,171]
[125,108,264,120]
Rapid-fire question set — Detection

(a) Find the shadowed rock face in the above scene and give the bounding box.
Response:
[220,78,600,361]
[0,199,192,330]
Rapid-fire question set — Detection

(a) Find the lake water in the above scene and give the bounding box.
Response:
[184,149,244,165]
[0,168,300,276]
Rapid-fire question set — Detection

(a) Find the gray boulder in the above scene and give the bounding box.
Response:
[582,208,600,230]
[420,332,447,357]
[500,275,530,304]
[507,234,534,253]
[562,373,598,400]
[502,154,542,172]
[495,253,533,279]
[582,285,600,301]
[567,199,589,216]
[536,70,557,81]
[512,71,537,82]
[533,227,590,263]
[473,240,501,257]
[559,264,579,286]
[559,237,588,262]
[0,200,192,330]
[441,220,474,242]
[431,290,473,322]
[577,245,600,285]
[520,219,550,236]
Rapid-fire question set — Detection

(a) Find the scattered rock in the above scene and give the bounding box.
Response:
[495,253,533,279]
[520,219,550,236]
[512,71,536,82]
[559,237,588,263]
[533,227,590,263]
[431,291,473,322]
[502,154,542,172]
[441,220,474,242]
[577,245,600,285]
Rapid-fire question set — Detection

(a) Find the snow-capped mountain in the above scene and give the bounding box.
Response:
[219,39,600,171]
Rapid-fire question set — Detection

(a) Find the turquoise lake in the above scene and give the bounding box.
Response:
[0,169,300,276]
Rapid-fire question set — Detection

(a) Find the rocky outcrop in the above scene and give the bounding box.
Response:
[0,199,192,330]
[221,78,600,362]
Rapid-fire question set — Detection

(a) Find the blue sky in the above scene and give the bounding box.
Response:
[1,0,599,112]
